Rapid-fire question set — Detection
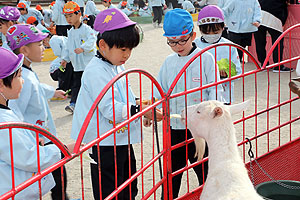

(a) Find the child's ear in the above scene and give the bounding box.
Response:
[98,39,107,51]
[191,31,196,41]
[19,45,30,57]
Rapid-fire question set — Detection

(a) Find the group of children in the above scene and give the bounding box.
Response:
[5,0,299,199]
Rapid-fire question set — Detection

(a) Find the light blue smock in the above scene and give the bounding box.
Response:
[18,8,44,24]
[182,0,195,13]
[194,37,242,103]
[71,56,142,145]
[51,0,68,26]
[85,0,100,16]
[0,106,61,200]
[8,67,57,143]
[153,46,222,129]
[149,0,166,7]
[73,0,85,7]
[43,9,53,27]
[49,35,67,73]
[61,23,97,72]
[1,35,12,51]
[19,0,31,8]
[218,0,262,33]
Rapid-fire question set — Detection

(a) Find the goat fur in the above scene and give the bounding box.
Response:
[182,100,263,200]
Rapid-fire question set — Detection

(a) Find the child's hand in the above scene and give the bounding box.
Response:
[65,142,77,153]
[54,90,67,99]
[74,48,84,54]
[142,105,163,121]
[143,118,152,127]
[39,138,45,146]
[219,69,228,78]
[61,60,67,68]
[252,22,260,27]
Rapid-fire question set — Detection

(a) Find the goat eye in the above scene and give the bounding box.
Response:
[197,111,200,114]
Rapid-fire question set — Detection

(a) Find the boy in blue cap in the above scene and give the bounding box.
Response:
[153,8,222,198]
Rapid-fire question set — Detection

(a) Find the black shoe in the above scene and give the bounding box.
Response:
[273,66,294,73]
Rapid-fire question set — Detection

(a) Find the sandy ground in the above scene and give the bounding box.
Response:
[14,4,300,199]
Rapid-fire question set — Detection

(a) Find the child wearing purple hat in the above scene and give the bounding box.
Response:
[194,5,242,104]
[0,47,75,199]
[71,8,162,200]
[6,24,71,200]
[152,8,222,198]
[0,6,20,50]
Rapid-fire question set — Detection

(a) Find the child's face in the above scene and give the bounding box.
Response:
[25,41,45,62]
[1,70,24,100]
[65,13,81,26]
[43,37,50,48]
[201,28,223,35]
[102,1,109,7]
[100,41,132,65]
[0,21,12,35]
[167,32,196,57]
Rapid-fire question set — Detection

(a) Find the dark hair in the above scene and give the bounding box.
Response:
[86,15,95,28]
[33,20,38,26]
[0,18,9,24]
[96,24,140,49]
[2,68,21,88]
[199,22,225,34]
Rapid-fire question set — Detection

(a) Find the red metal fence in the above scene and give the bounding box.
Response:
[0,24,299,200]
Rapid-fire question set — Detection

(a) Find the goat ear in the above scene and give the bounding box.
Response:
[212,107,223,118]
[229,100,250,115]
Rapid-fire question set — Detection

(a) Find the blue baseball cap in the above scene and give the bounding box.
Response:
[163,9,193,39]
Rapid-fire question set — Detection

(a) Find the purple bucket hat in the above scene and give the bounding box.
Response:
[6,24,48,50]
[94,8,136,34]
[0,47,24,79]
[0,6,21,21]
[197,5,224,26]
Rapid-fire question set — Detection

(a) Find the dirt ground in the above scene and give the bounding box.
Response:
[16,4,300,200]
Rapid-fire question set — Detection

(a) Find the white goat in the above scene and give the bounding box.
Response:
[182,100,263,200]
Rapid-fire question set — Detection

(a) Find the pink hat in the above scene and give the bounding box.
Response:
[94,8,136,34]
[6,24,48,50]
[0,6,21,21]
[0,47,24,79]
[197,5,224,26]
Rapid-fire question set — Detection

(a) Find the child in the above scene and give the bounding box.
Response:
[149,0,167,28]
[0,47,75,200]
[194,5,242,104]
[85,0,100,17]
[49,35,73,93]
[26,16,48,33]
[71,8,162,200]
[181,0,196,14]
[102,0,117,9]
[82,14,96,28]
[51,0,72,37]
[117,0,134,16]
[17,2,46,27]
[0,6,20,51]
[218,0,261,62]
[6,24,70,200]
[153,9,221,198]
[61,1,97,113]
[36,4,53,28]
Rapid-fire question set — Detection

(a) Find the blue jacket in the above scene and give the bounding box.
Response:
[0,106,60,199]
[153,46,222,129]
[18,8,44,24]
[85,0,100,16]
[61,23,97,72]
[218,0,262,33]
[194,37,242,103]
[52,0,68,26]
[71,56,142,145]
[8,67,57,144]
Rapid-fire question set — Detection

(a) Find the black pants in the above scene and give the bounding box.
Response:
[171,129,208,198]
[254,25,284,65]
[152,6,163,25]
[50,62,73,91]
[90,145,138,200]
[70,71,83,104]
[229,31,253,62]
[56,25,72,37]
[166,0,180,8]
[45,142,69,200]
